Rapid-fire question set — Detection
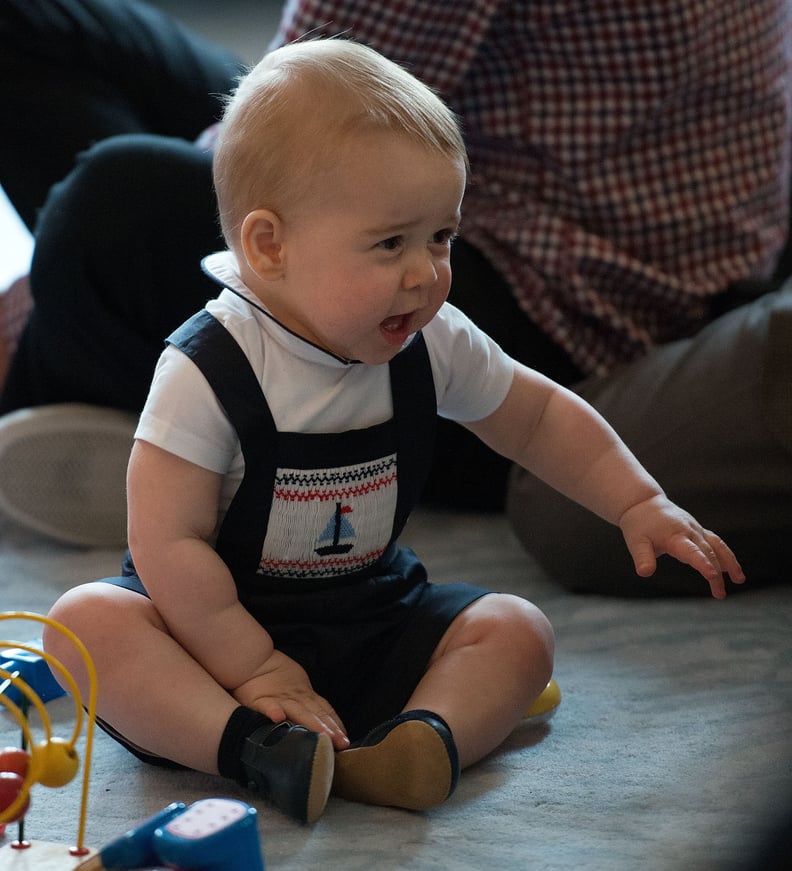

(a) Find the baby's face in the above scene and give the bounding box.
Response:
[261,132,466,365]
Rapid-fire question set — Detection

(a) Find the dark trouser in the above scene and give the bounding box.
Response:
[425,242,585,510]
[0,0,244,230]
[0,136,224,412]
[0,0,243,412]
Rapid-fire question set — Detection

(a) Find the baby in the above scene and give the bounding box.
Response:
[45,39,743,824]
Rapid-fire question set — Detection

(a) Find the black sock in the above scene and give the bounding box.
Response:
[217,706,274,783]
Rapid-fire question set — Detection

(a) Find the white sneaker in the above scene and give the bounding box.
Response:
[0,403,136,548]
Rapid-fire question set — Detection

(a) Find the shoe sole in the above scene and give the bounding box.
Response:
[0,403,136,547]
[305,733,335,824]
[332,719,454,810]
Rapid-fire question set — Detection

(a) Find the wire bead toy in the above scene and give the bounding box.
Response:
[0,611,98,858]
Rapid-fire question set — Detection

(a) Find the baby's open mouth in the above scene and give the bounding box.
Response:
[379,312,413,345]
[381,313,409,332]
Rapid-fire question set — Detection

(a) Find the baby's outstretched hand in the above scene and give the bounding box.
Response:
[618,495,745,598]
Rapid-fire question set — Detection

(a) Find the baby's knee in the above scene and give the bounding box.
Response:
[43,583,125,671]
[465,594,555,677]
[45,585,100,651]
[502,595,554,676]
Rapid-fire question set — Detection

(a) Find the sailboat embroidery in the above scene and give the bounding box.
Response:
[315,503,355,556]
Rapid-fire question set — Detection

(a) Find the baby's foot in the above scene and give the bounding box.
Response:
[332,710,458,810]
[240,720,334,823]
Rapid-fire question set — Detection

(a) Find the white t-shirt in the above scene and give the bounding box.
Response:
[136,251,515,516]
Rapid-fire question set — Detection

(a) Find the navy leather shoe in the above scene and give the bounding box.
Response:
[240,720,334,823]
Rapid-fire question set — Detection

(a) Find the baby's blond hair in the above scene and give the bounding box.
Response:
[213,39,467,249]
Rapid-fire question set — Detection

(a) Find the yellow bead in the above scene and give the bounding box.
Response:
[32,738,79,788]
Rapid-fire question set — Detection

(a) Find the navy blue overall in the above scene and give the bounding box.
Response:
[104,309,489,745]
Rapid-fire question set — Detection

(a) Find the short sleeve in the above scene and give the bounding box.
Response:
[424,303,515,423]
[134,346,239,474]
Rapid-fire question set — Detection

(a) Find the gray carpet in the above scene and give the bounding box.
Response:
[1,508,790,870]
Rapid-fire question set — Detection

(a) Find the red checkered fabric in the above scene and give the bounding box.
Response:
[0,274,32,386]
[274,0,792,375]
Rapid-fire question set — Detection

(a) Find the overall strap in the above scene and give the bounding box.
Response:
[166,309,278,577]
[389,332,437,540]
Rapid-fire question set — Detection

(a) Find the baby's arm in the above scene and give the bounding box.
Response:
[465,364,744,597]
[126,440,347,744]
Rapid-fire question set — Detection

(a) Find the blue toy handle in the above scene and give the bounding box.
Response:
[97,802,186,869]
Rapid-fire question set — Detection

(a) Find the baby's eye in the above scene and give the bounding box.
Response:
[432,228,459,246]
[377,236,403,251]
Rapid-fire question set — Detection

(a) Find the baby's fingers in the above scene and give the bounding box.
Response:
[666,531,743,599]
[627,537,658,578]
[280,697,349,750]
[706,531,745,587]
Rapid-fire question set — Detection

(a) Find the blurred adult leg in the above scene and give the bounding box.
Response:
[507,285,792,595]
[0,134,223,414]
[0,0,243,229]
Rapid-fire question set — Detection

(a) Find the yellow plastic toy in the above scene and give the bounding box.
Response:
[523,678,561,723]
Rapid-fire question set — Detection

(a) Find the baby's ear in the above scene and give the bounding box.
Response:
[241,209,284,278]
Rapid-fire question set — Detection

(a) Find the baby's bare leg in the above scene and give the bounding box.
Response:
[331,593,553,809]
[45,582,336,823]
[44,583,237,773]
[406,593,554,768]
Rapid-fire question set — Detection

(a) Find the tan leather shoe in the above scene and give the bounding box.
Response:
[332,710,459,810]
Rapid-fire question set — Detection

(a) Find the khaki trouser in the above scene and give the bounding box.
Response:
[507,285,792,596]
